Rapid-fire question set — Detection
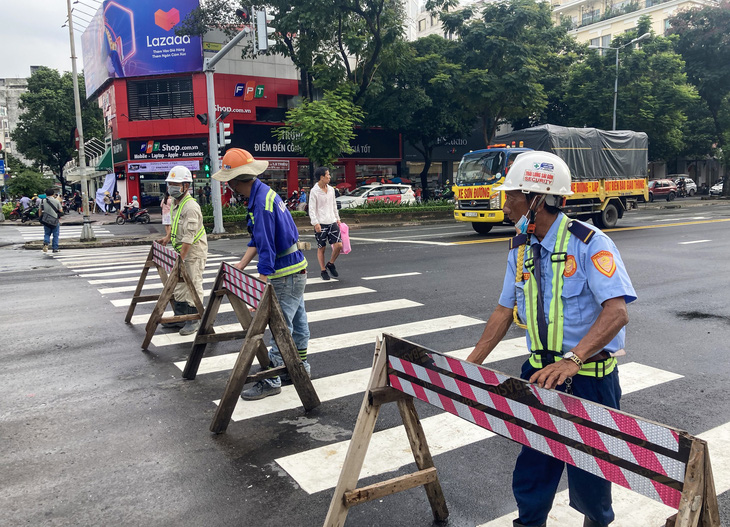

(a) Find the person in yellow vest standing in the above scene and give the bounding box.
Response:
[156,165,208,336]
[466,151,636,527]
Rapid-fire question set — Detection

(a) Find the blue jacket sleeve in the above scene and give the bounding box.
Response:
[252,207,277,276]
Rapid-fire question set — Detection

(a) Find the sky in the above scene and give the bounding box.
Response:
[0,0,97,79]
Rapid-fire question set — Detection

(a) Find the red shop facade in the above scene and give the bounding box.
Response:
[101,71,401,202]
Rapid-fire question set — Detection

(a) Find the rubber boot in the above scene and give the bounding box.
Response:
[583,518,608,527]
[179,304,201,336]
[161,300,186,329]
[513,521,546,527]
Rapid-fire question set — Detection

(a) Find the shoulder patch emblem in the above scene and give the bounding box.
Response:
[591,250,616,277]
[523,272,531,281]
[564,255,577,277]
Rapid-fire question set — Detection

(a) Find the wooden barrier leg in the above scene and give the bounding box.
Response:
[209,292,271,434]
[397,398,449,522]
[323,339,388,527]
[142,259,181,350]
[701,443,720,527]
[669,439,707,527]
[269,290,320,412]
[124,248,154,323]
[182,267,227,380]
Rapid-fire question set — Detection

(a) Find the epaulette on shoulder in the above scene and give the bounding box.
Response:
[509,233,528,250]
[567,220,595,244]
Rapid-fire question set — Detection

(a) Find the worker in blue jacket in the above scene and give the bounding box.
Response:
[213,148,310,400]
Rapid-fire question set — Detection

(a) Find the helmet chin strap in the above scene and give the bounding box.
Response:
[526,194,546,234]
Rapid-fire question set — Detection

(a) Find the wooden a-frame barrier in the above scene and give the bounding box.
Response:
[325,335,720,527]
[125,242,204,350]
[181,261,320,434]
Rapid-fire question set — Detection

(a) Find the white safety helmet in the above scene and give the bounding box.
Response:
[165,165,193,183]
[494,151,573,206]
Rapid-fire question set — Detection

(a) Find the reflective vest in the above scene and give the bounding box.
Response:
[171,194,205,252]
[518,215,616,378]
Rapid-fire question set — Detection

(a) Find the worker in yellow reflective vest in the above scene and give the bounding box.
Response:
[156,165,208,336]
[467,151,636,527]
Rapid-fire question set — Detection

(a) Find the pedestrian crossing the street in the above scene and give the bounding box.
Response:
[53,246,723,526]
[16,224,115,241]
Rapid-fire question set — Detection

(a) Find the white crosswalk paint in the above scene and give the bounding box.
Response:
[678,240,711,245]
[76,260,254,277]
[17,226,114,239]
[203,338,528,422]
[109,285,376,308]
[478,421,730,527]
[274,361,683,495]
[54,247,152,258]
[362,272,421,280]
[346,236,454,247]
[161,313,482,363]
[134,298,420,326]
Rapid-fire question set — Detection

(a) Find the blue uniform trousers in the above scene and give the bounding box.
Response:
[513,361,622,527]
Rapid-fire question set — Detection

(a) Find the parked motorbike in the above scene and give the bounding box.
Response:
[116,207,150,225]
[21,205,40,223]
[8,203,22,221]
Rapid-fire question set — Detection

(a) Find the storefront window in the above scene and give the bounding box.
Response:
[355,164,397,185]
[407,162,443,190]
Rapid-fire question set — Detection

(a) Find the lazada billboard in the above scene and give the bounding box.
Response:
[81,0,203,98]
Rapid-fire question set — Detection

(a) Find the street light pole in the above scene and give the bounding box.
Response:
[588,33,651,132]
[66,0,95,241]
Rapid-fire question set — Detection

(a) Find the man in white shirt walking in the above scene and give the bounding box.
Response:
[309,167,342,280]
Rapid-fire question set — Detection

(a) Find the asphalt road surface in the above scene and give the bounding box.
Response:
[1,202,729,526]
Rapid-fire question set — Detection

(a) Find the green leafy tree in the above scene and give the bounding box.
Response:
[180,0,405,102]
[6,169,49,198]
[363,35,473,199]
[561,18,698,161]
[13,67,104,190]
[428,0,569,146]
[274,86,364,171]
[668,1,730,193]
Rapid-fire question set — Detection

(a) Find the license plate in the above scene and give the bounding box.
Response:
[465,212,477,217]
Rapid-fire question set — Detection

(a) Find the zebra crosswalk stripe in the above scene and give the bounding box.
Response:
[274,361,684,495]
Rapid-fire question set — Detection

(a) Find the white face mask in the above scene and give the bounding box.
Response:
[169,185,184,198]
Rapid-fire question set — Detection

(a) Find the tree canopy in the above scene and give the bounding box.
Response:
[13,67,104,185]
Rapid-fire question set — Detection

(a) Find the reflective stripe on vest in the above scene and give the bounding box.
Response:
[171,194,205,252]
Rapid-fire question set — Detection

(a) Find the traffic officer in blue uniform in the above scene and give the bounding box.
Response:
[212,148,310,401]
[467,151,637,527]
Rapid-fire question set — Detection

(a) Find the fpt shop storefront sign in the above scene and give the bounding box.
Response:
[129,138,207,161]
[230,124,400,159]
[127,160,200,173]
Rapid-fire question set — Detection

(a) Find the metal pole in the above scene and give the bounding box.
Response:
[67,0,95,240]
[205,64,224,234]
[204,26,253,234]
[612,47,619,131]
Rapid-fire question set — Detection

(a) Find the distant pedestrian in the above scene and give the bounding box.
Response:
[103,192,112,214]
[161,191,172,238]
[40,188,63,254]
[73,192,82,213]
[309,167,342,281]
[297,188,307,211]
[20,194,31,210]
[112,191,121,212]
[204,183,211,205]
[197,186,204,205]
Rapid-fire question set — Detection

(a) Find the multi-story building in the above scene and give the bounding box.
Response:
[551,0,717,45]
[0,76,30,166]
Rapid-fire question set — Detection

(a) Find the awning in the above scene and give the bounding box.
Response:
[96,148,113,171]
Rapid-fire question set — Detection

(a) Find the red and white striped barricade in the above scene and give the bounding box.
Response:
[183,261,320,434]
[125,242,204,350]
[325,334,719,527]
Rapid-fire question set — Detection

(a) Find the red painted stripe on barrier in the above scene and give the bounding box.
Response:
[479,368,501,387]
[505,421,529,446]
[469,406,491,430]
[529,406,559,434]
[401,359,418,380]
[626,443,668,477]
[488,391,515,417]
[446,356,469,379]
[559,393,591,421]
[389,374,404,393]
[611,412,649,443]
[652,479,682,508]
[411,381,429,403]
[438,393,458,416]
[454,378,477,403]
[596,457,631,489]
[576,425,608,455]
[545,437,575,465]
[426,368,446,390]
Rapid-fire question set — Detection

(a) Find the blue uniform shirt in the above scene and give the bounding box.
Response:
[247,179,307,278]
[498,213,637,355]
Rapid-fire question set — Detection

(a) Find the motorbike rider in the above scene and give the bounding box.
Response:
[124,196,140,220]
[156,166,208,336]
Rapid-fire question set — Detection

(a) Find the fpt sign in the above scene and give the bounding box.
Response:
[234,81,265,101]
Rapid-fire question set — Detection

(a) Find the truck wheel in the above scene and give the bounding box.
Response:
[667,192,675,202]
[593,203,619,229]
[471,223,493,235]
[648,192,654,203]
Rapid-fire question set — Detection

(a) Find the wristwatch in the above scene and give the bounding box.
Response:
[562,351,583,368]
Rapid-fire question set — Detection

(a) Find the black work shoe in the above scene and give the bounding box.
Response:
[326,262,338,277]
[241,382,281,401]
[320,269,330,280]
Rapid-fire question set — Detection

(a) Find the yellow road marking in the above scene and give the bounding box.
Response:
[453,217,730,245]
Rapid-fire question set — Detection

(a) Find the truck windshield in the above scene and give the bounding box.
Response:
[456,151,505,186]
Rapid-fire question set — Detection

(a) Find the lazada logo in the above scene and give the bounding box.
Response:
[234,82,265,101]
[141,140,160,154]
